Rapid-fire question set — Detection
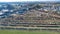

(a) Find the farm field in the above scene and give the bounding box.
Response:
[0,30,60,34]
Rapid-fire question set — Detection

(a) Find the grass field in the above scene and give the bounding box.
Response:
[0,30,60,34]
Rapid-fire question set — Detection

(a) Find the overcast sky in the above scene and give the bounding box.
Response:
[0,0,59,2]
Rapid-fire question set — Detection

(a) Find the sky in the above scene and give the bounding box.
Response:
[0,0,59,2]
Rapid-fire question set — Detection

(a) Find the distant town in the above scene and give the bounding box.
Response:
[0,2,60,30]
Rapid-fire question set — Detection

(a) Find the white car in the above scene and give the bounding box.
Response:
[1,9,9,13]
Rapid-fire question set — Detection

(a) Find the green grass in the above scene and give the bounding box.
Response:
[0,30,60,34]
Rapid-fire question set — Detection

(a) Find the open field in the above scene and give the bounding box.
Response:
[0,30,60,34]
